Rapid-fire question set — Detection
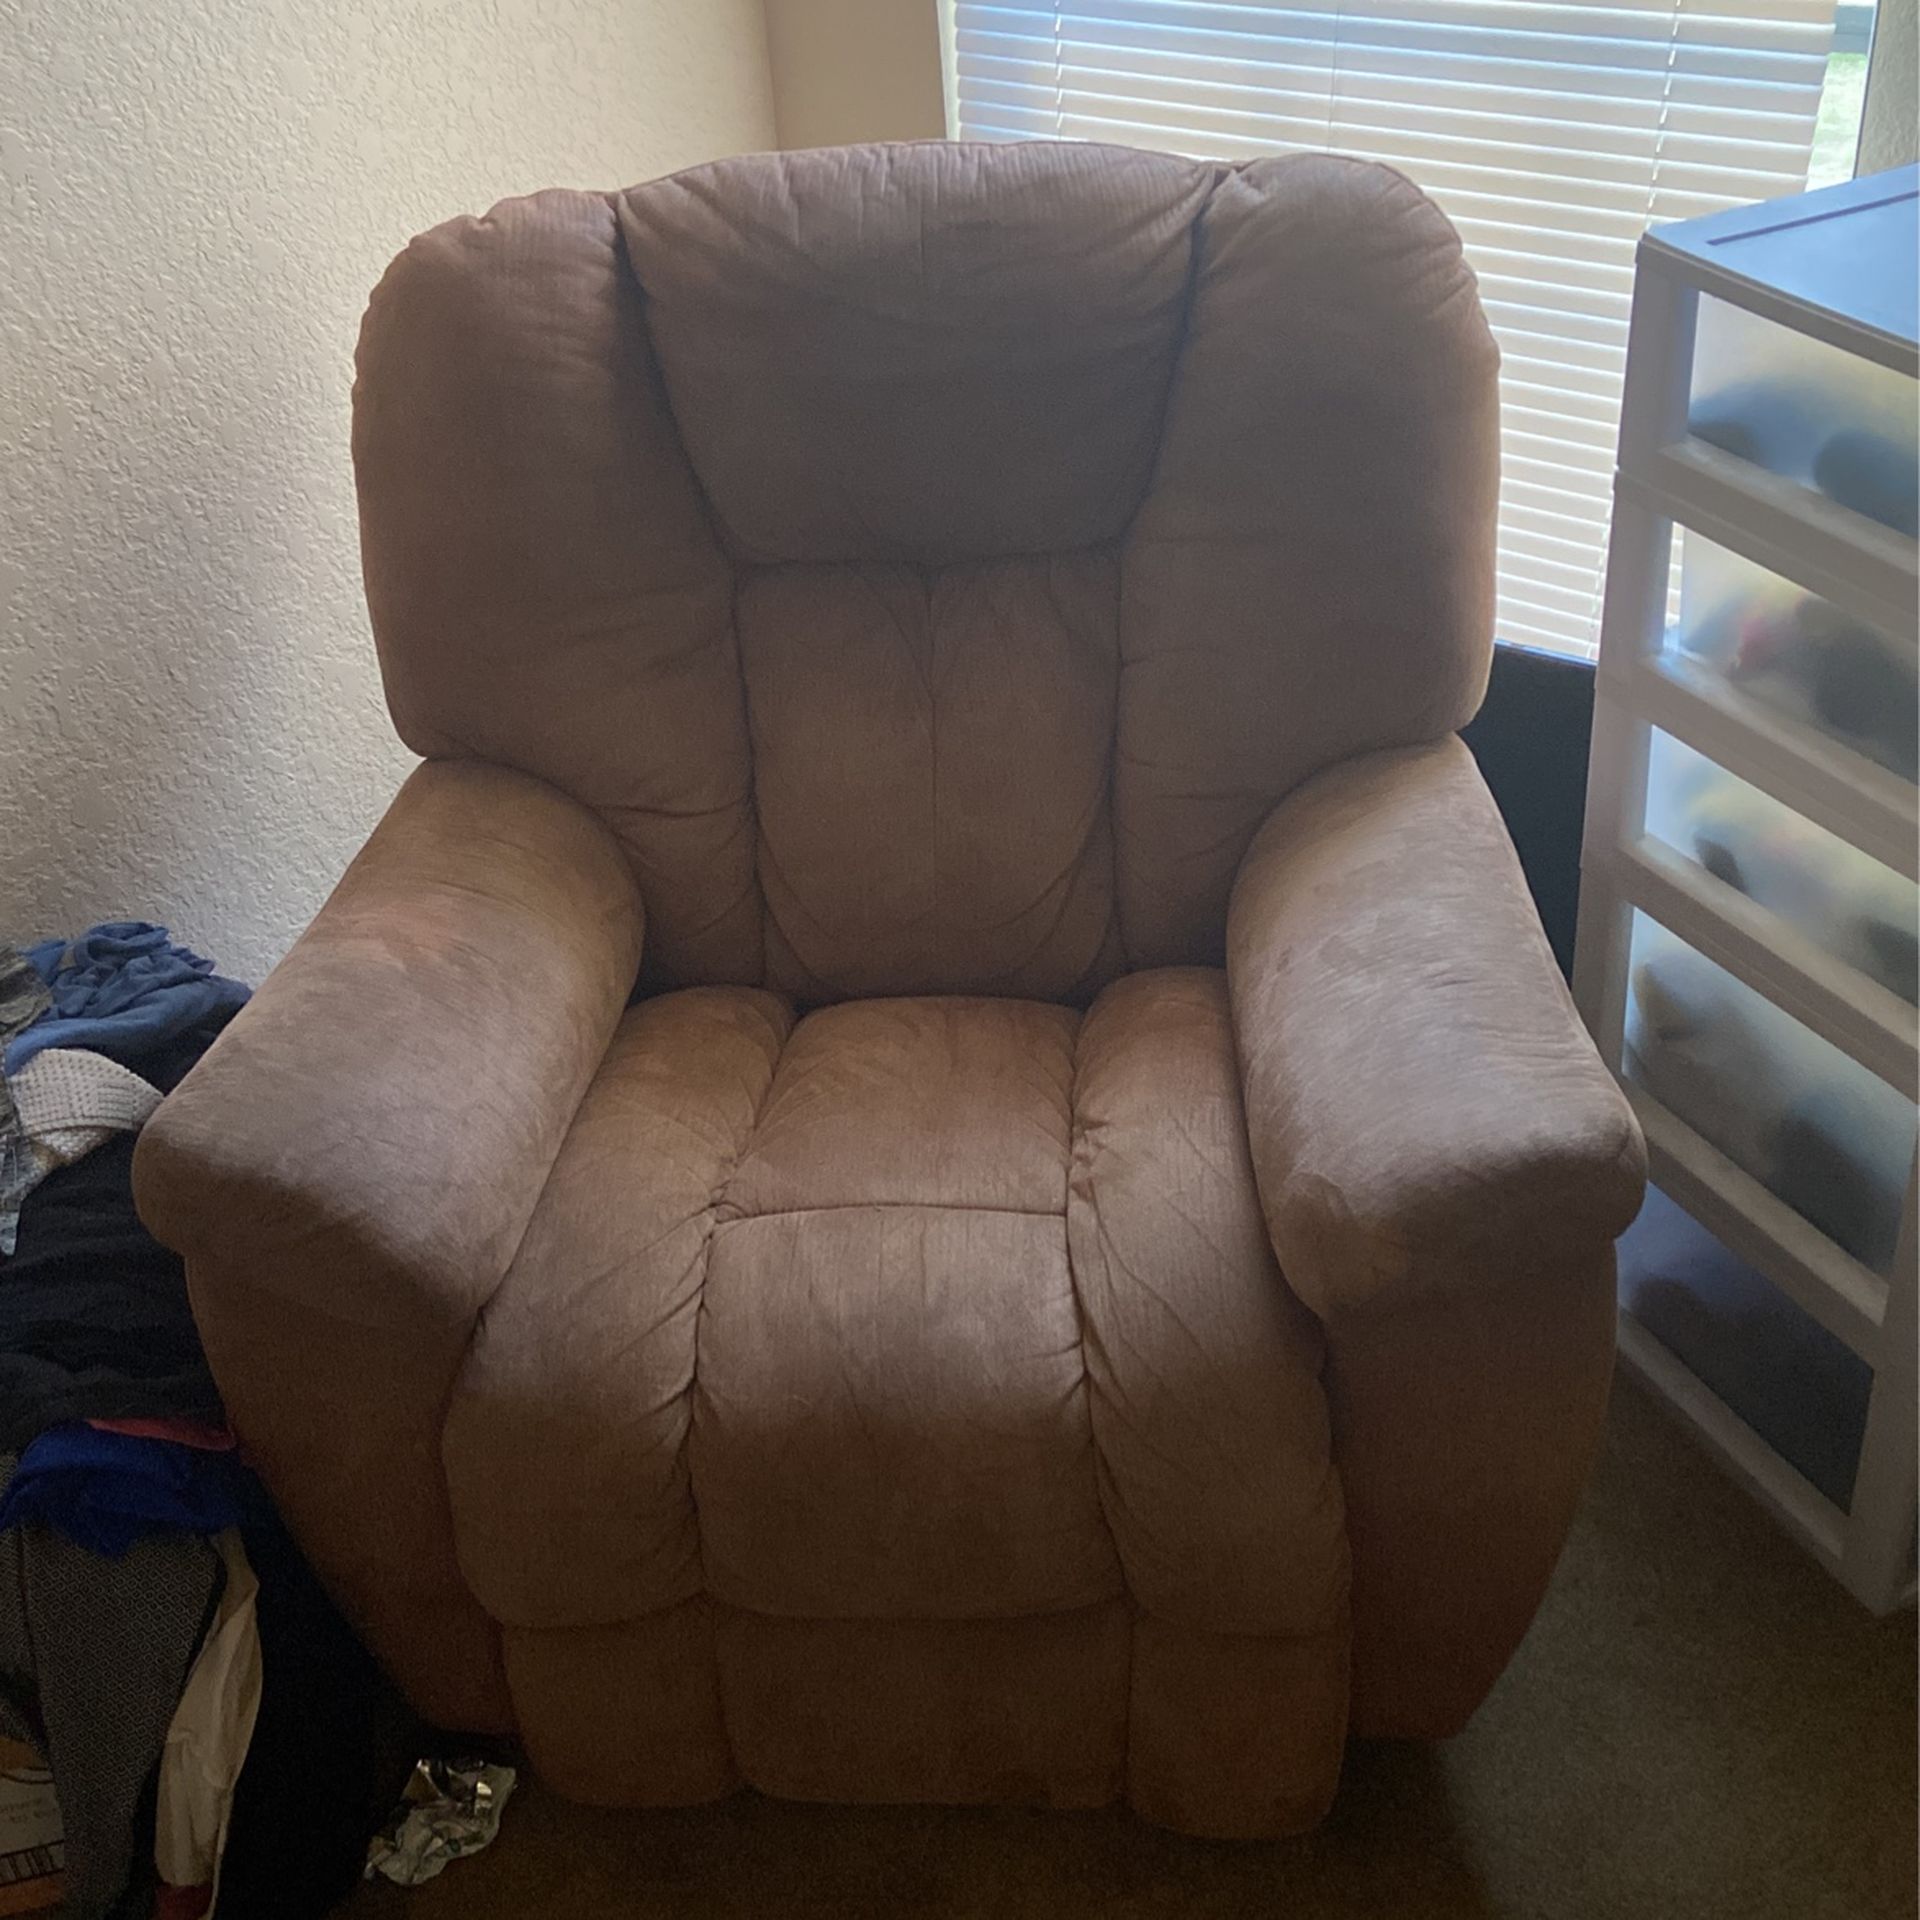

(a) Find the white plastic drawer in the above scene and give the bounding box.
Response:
[1618,1185,1870,1512]
[1688,294,1919,540]
[1625,914,1916,1277]
[1644,729,1919,1006]
[1666,526,1916,785]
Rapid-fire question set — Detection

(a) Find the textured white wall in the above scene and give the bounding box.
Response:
[1860,0,1918,175]
[0,0,775,980]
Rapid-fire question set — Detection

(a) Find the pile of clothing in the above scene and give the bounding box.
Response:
[0,925,408,1920]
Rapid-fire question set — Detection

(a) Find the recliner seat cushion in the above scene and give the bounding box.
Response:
[442,973,1350,1833]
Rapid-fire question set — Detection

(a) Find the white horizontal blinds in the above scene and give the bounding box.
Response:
[951,2,1836,654]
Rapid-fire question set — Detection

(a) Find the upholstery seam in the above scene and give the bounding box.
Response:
[496,1591,1131,1639]
[735,567,765,990]
[434,883,649,1726]
[1110,168,1219,975]
[1029,546,1122,1005]
[1062,1014,1132,1615]
[492,1594,1344,1646]
[607,192,766,989]
[712,1197,1066,1226]
[694,1008,800,1780]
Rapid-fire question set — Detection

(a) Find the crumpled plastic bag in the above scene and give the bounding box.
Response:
[364,1757,517,1886]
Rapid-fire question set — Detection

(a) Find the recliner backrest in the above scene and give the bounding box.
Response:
[353,140,1499,999]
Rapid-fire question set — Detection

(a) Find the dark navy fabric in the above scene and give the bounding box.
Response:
[0,1423,259,1558]
[0,1137,223,1452]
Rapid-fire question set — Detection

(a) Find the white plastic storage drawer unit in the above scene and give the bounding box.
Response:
[1574,166,1919,1613]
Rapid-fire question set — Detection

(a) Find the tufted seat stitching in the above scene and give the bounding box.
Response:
[687,989,796,1653]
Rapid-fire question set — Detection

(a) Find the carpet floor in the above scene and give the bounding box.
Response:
[335,1376,1916,1919]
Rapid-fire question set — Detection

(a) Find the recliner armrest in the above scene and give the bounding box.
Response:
[131,757,642,1731]
[1226,736,1644,1321]
[135,757,643,1324]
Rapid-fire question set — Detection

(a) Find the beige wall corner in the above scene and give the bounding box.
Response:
[1860,0,1919,173]
[1,1,775,981]
[763,0,948,148]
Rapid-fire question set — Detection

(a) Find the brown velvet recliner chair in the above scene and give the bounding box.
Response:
[135,141,1646,1839]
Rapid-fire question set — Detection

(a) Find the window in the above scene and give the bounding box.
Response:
[948,2,1848,657]
[1809,2,1879,187]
